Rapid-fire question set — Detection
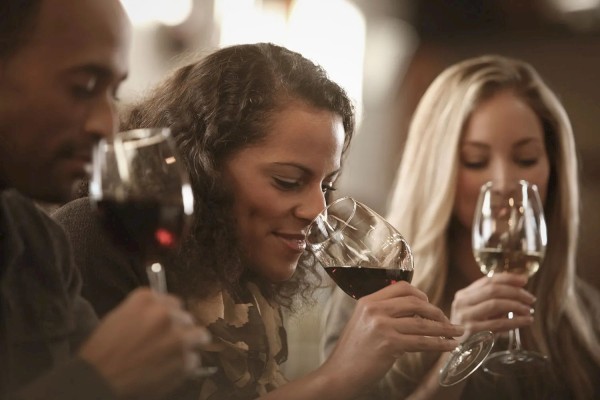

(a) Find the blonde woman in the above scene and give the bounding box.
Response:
[323,55,600,399]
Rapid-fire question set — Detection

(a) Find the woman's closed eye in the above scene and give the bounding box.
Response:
[273,177,302,191]
[515,157,539,167]
[273,176,337,194]
[461,159,488,169]
[322,182,337,193]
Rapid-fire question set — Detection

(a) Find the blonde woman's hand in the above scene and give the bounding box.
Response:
[450,272,536,341]
[321,281,464,393]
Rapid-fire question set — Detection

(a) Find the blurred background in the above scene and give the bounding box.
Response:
[118,0,600,378]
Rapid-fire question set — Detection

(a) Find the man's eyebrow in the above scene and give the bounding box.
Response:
[66,64,128,81]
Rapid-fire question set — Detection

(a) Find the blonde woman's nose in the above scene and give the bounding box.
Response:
[489,163,520,195]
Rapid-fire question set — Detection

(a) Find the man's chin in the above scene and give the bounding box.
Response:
[20,179,79,205]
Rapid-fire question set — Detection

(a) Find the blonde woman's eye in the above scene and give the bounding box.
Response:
[518,158,538,167]
[462,160,487,169]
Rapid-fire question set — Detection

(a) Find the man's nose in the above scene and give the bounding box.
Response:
[84,95,118,141]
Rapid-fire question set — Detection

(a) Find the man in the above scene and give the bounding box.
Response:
[0,0,208,399]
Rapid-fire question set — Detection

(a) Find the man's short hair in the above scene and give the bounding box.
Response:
[0,0,43,59]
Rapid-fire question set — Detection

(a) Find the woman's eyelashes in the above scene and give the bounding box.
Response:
[462,159,487,169]
[273,177,301,191]
[460,156,540,170]
[321,182,337,193]
[272,177,336,193]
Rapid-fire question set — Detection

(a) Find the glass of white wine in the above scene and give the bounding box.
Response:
[472,179,548,376]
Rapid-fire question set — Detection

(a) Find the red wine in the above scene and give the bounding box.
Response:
[324,266,414,299]
[95,199,184,264]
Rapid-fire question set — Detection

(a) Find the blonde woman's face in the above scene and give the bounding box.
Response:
[453,90,550,231]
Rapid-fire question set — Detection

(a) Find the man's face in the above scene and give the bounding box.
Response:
[0,0,130,202]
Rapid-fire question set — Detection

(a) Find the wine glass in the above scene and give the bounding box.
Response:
[305,196,413,299]
[90,128,217,377]
[306,197,494,387]
[89,127,194,290]
[472,180,548,376]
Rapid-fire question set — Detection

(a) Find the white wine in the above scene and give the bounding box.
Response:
[474,248,542,277]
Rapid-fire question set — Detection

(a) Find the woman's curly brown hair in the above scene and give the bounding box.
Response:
[120,43,355,307]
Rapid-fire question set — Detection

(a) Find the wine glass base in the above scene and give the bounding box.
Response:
[439,330,495,387]
[482,350,549,377]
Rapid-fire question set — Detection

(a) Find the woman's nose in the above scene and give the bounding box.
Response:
[295,188,327,223]
[490,162,519,194]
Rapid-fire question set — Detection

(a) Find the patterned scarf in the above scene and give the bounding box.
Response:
[188,283,288,400]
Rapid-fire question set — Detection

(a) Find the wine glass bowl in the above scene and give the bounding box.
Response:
[473,180,547,278]
[89,128,194,289]
[306,197,413,299]
[472,180,548,376]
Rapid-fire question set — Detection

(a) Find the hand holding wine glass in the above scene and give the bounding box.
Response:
[306,198,469,382]
[89,128,217,377]
[472,179,549,376]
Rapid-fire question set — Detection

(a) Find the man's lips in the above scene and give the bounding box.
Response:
[61,152,92,176]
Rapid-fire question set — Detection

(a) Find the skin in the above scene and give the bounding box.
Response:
[0,0,130,203]
[224,100,344,282]
[0,1,210,398]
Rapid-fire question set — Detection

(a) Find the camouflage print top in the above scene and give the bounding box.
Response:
[188,282,288,400]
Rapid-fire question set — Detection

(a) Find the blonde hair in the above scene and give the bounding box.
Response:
[386,55,599,398]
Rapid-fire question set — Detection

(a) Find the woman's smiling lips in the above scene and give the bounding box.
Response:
[274,232,307,252]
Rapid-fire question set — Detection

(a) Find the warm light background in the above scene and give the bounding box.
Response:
[118,0,600,379]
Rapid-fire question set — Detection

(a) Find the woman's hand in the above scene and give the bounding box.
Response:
[450,272,536,341]
[321,281,464,395]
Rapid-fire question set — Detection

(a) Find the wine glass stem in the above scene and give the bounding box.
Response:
[147,262,167,293]
[507,311,523,352]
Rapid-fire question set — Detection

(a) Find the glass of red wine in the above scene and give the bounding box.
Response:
[305,196,413,299]
[306,197,494,387]
[90,127,217,377]
[89,127,194,291]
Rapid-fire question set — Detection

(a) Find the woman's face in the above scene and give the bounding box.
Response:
[454,90,551,232]
[223,100,345,282]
